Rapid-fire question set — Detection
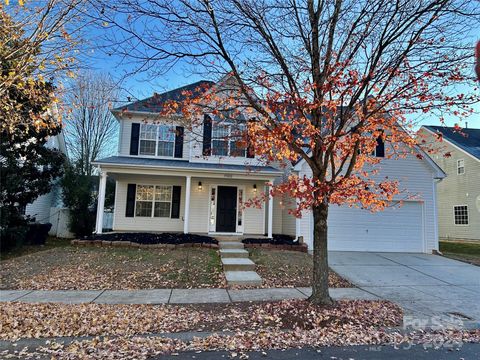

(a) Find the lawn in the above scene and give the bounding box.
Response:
[439,241,480,266]
[249,248,352,288]
[0,242,224,290]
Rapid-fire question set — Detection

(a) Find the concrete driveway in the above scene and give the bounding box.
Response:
[329,252,480,329]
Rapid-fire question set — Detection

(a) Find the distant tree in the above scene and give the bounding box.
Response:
[0,10,66,249]
[64,72,119,176]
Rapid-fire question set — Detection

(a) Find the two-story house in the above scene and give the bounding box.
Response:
[93,77,446,253]
[419,125,480,241]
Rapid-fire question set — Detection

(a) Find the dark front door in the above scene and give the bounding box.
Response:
[216,186,237,232]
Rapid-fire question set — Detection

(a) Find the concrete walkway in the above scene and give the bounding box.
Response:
[0,287,374,304]
[329,251,480,328]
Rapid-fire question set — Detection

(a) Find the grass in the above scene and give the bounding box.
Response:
[249,248,352,288]
[0,237,71,261]
[439,241,480,266]
[1,243,225,290]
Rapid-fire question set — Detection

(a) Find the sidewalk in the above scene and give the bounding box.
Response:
[0,287,376,304]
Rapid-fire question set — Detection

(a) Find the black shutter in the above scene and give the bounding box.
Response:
[126,184,136,217]
[375,137,385,157]
[174,126,184,158]
[246,119,255,158]
[130,123,140,155]
[202,114,212,156]
[171,185,181,218]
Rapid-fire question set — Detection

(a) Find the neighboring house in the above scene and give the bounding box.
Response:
[25,130,73,238]
[418,125,480,241]
[92,76,445,253]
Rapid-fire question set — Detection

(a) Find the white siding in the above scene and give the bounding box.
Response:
[298,151,438,253]
[282,199,297,236]
[25,192,54,223]
[113,174,186,232]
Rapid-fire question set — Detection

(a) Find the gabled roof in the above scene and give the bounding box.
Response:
[113,80,215,114]
[422,125,480,161]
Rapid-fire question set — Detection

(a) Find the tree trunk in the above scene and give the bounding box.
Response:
[309,202,333,305]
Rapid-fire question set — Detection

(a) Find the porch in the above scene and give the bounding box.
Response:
[93,158,282,238]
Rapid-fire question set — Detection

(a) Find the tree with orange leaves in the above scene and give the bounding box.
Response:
[97,0,479,304]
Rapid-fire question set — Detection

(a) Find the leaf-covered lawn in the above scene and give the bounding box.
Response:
[249,249,352,288]
[440,241,480,266]
[0,299,402,341]
[0,245,225,290]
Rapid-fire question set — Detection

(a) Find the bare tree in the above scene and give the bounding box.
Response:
[92,0,479,304]
[64,72,119,175]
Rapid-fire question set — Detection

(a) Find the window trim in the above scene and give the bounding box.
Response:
[138,123,176,158]
[453,205,469,226]
[456,159,465,175]
[134,184,173,218]
[211,122,247,158]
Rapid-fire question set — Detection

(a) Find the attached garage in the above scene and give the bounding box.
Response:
[325,202,425,252]
[294,146,446,254]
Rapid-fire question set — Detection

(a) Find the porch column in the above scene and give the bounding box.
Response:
[267,182,273,238]
[95,171,107,234]
[184,175,191,234]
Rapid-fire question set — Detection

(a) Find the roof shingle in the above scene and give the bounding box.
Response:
[423,125,480,160]
[113,80,215,113]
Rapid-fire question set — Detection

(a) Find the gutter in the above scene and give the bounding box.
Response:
[91,160,283,176]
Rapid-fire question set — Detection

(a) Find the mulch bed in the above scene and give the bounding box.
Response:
[84,232,217,245]
[242,234,298,245]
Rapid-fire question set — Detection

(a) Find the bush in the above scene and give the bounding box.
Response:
[0,225,29,252]
[61,163,96,237]
[25,223,52,245]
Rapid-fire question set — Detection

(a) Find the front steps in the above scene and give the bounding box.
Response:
[217,236,262,286]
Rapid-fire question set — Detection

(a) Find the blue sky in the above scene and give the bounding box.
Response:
[81,19,479,130]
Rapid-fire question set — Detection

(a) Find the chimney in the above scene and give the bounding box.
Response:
[465,122,468,129]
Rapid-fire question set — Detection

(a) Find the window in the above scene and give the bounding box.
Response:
[139,124,175,157]
[457,159,465,175]
[374,136,385,157]
[211,122,246,157]
[454,205,469,225]
[135,185,172,217]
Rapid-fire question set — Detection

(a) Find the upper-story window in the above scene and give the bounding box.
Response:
[139,124,175,157]
[211,123,246,157]
[457,159,465,175]
[374,136,385,157]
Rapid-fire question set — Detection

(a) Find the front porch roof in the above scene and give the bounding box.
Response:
[93,156,283,176]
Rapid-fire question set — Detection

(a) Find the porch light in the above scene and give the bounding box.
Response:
[253,184,257,193]
[198,181,202,190]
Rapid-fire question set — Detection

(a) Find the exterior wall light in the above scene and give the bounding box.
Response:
[253,184,257,193]
[198,181,202,190]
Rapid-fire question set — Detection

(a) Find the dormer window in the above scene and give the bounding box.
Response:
[139,124,175,157]
[211,123,246,157]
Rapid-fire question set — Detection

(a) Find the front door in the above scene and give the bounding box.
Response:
[216,186,237,232]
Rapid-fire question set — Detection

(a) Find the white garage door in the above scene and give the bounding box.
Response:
[325,201,424,252]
